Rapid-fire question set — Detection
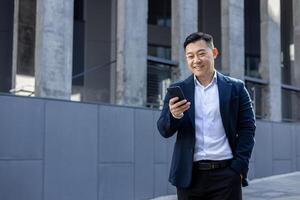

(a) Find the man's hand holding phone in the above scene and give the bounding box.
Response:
[167,86,191,118]
[169,97,191,119]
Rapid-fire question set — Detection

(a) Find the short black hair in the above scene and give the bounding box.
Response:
[183,32,214,49]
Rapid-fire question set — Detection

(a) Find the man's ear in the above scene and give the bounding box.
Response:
[213,48,218,58]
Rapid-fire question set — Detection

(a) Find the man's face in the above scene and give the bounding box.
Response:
[185,40,218,80]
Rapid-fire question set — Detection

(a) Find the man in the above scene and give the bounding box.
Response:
[157,32,255,200]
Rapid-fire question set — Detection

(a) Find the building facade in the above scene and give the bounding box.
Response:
[1,0,300,122]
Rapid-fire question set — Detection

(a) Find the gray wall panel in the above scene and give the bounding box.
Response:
[154,163,168,197]
[294,124,300,170]
[44,101,98,200]
[134,109,154,199]
[296,125,300,156]
[167,136,176,194]
[154,111,168,163]
[99,164,134,200]
[0,96,44,159]
[99,106,134,163]
[168,183,177,195]
[248,162,255,179]
[154,111,177,194]
[0,161,43,200]
[297,157,300,171]
[272,123,292,159]
[254,121,273,177]
[1,94,300,199]
[291,127,297,171]
[250,148,255,162]
[273,160,293,175]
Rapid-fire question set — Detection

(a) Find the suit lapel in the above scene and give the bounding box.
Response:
[182,72,232,131]
[217,72,232,136]
[183,75,195,129]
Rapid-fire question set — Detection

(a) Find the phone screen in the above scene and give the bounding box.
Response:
[167,86,186,102]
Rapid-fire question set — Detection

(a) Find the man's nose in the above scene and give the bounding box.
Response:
[194,56,202,63]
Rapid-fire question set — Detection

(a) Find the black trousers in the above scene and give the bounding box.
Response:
[177,166,242,200]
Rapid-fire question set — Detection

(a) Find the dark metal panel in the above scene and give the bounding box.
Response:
[98,106,134,163]
[0,96,44,159]
[44,101,98,200]
[134,109,154,199]
[98,164,134,200]
[0,161,43,200]
[0,0,13,92]
[0,0,11,30]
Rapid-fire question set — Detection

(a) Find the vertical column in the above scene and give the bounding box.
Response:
[116,0,148,106]
[221,0,245,80]
[293,0,300,87]
[260,0,282,121]
[172,0,198,80]
[35,0,74,99]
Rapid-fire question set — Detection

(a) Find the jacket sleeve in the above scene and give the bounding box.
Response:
[230,81,256,186]
[157,92,183,138]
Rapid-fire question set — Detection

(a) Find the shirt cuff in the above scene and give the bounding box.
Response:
[172,113,184,119]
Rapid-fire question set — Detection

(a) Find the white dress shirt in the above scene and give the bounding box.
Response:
[193,71,233,161]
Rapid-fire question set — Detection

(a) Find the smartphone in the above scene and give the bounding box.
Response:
[167,86,186,102]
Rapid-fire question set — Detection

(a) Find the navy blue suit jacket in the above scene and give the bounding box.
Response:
[157,72,256,188]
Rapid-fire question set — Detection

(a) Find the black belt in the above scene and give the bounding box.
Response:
[193,159,232,170]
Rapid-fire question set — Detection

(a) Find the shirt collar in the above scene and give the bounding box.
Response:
[194,70,217,87]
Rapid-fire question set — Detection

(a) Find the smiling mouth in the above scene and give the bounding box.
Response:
[193,65,204,68]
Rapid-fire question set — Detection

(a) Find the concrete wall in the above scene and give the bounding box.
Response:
[0,93,300,200]
[0,0,14,92]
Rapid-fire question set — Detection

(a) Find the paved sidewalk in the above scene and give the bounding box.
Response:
[152,172,300,200]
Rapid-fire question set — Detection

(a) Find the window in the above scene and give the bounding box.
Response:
[244,0,261,78]
[282,86,300,122]
[148,0,171,27]
[147,0,174,108]
[245,80,267,119]
[148,45,171,60]
[147,60,173,108]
